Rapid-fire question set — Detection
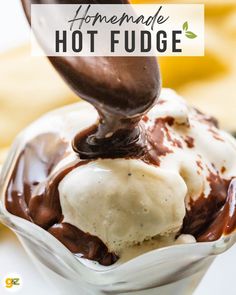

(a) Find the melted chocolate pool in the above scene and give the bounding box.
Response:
[5,0,236,266]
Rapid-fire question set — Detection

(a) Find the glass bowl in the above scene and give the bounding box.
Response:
[0,103,235,295]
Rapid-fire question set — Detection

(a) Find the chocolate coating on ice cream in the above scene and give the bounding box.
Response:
[5,133,118,265]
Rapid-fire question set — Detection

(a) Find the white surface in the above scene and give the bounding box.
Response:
[0,1,29,52]
[0,1,235,294]
[0,227,53,295]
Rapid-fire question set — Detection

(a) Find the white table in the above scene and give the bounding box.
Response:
[0,1,235,294]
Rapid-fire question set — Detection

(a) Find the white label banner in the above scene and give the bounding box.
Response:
[31,4,205,56]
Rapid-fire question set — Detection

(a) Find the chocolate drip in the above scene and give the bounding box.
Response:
[143,117,179,166]
[5,133,118,265]
[72,121,146,159]
[21,0,161,159]
[49,223,118,266]
[197,178,236,242]
[182,171,230,239]
[5,133,68,222]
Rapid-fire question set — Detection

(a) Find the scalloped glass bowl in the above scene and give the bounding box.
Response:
[0,104,236,295]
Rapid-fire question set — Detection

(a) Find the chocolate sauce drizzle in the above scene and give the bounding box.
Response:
[182,172,231,238]
[5,0,235,266]
[21,0,161,159]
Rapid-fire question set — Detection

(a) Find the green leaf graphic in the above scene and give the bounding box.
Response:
[183,21,188,31]
[185,31,197,39]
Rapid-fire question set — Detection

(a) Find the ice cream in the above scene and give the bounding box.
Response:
[5,89,236,265]
[59,158,187,253]
[58,88,236,255]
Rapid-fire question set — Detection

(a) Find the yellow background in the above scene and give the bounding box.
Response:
[0,0,236,163]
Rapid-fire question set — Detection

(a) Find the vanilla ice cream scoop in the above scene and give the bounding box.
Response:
[59,159,187,252]
[5,89,236,265]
